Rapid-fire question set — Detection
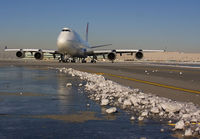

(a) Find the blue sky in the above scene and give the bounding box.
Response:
[0,0,200,52]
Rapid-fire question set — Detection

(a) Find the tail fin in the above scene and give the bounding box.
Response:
[86,22,89,42]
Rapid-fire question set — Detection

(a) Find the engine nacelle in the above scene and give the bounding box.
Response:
[107,52,116,61]
[135,51,143,60]
[16,51,25,58]
[34,51,43,60]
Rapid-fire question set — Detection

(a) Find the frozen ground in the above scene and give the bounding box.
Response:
[59,67,200,137]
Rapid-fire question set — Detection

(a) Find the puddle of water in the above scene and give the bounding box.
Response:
[0,66,177,138]
[0,92,47,97]
[31,111,102,123]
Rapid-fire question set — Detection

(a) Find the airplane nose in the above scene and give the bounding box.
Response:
[57,31,74,53]
[57,39,66,48]
[57,38,68,51]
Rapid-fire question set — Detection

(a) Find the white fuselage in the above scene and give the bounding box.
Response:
[57,28,92,58]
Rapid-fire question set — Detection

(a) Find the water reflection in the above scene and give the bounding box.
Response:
[56,72,73,112]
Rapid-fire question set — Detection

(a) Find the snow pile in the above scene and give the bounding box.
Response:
[58,68,200,136]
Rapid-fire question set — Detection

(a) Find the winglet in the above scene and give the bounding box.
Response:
[86,22,89,42]
[4,46,7,49]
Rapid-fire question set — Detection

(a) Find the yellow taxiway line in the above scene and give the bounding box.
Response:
[103,73,200,95]
[168,123,200,126]
[80,69,200,95]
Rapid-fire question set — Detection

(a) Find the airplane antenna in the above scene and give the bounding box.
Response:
[86,22,89,42]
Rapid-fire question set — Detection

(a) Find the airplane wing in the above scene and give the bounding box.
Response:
[4,47,57,53]
[92,49,165,61]
[93,49,165,55]
[4,47,60,59]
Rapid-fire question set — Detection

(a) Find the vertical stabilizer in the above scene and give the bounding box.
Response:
[86,22,89,42]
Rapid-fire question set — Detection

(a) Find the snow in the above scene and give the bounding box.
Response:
[123,99,132,106]
[58,67,200,137]
[106,107,117,114]
[66,83,72,87]
[185,128,192,136]
[160,128,164,132]
[150,107,159,114]
[86,104,90,107]
[79,83,83,87]
[130,116,135,121]
[175,120,185,130]
[160,102,181,113]
[138,116,144,121]
[141,111,148,117]
[101,99,109,106]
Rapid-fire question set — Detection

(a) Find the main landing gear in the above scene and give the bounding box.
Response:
[59,54,71,63]
[90,55,97,63]
[59,54,97,63]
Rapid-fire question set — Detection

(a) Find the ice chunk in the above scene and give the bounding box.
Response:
[79,83,83,87]
[150,107,160,114]
[190,118,197,123]
[160,103,181,113]
[106,107,117,114]
[141,111,148,117]
[130,116,135,121]
[101,99,109,106]
[138,116,144,121]
[175,120,185,130]
[66,83,72,87]
[182,114,191,119]
[160,128,164,132]
[118,97,123,103]
[123,99,132,106]
[159,111,164,116]
[86,104,90,107]
[184,128,192,136]
[130,96,139,106]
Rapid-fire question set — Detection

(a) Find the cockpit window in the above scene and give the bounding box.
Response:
[62,29,71,32]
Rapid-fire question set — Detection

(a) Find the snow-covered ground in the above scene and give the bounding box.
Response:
[58,67,200,137]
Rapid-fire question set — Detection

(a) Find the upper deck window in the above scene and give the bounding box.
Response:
[62,28,71,32]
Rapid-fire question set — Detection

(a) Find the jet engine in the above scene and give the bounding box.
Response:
[34,51,43,60]
[16,51,25,58]
[135,51,143,60]
[107,52,116,61]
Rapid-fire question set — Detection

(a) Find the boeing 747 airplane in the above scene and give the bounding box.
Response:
[5,23,164,63]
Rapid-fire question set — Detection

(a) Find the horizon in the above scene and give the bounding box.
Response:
[0,0,200,52]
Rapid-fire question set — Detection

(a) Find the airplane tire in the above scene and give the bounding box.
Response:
[91,60,96,63]
[82,60,86,63]
[71,60,76,63]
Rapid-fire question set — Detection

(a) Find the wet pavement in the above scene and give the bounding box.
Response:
[0,66,177,138]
